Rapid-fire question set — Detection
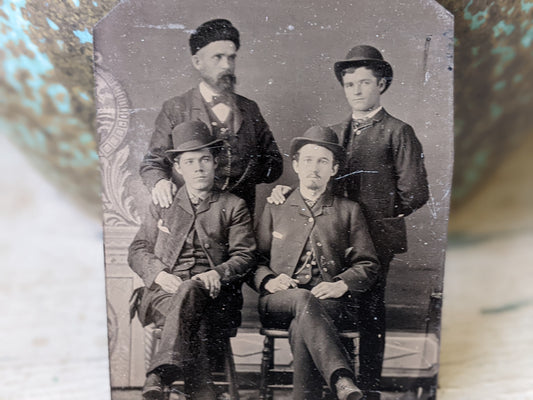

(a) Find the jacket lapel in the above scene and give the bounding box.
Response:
[233,96,244,134]
[195,190,219,215]
[190,87,213,133]
[288,189,313,218]
[336,116,352,147]
[159,187,195,267]
[314,190,334,217]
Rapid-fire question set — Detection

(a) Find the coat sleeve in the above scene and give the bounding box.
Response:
[128,203,170,288]
[334,203,381,294]
[252,203,277,291]
[392,124,429,216]
[251,101,283,184]
[212,198,257,284]
[139,99,180,190]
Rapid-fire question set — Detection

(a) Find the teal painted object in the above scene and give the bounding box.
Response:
[440,0,533,205]
[0,0,116,215]
[0,0,532,216]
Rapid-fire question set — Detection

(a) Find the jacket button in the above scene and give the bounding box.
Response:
[316,242,322,247]
[323,267,328,272]
[308,217,314,223]
[204,243,210,249]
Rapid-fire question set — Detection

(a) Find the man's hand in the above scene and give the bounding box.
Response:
[154,271,183,293]
[266,185,291,205]
[152,179,177,208]
[264,273,299,293]
[193,270,221,298]
[311,281,348,299]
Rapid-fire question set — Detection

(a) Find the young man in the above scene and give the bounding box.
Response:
[129,120,256,400]
[331,45,429,398]
[140,19,283,212]
[269,46,429,399]
[254,126,381,400]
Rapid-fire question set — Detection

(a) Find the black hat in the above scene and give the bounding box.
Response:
[189,19,240,55]
[333,45,393,93]
[165,121,222,156]
[290,126,345,164]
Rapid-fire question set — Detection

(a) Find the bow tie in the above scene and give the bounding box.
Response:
[210,94,230,106]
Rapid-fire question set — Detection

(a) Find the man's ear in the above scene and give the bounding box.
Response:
[378,78,386,94]
[173,162,183,177]
[292,159,299,174]
[213,156,218,167]
[191,54,201,71]
[331,163,339,177]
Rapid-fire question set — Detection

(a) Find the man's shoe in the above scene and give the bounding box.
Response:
[142,373,165,400]
[190,382,217,400]
[335,377,364,400]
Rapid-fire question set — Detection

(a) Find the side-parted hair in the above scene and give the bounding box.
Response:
[341,64,392,90]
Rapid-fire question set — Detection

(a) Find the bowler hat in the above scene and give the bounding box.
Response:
[290,126,345,164]
[165,121,223,157]
[189,19,240,55]
[334,45,393,92]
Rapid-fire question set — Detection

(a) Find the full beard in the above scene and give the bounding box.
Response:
[204,72,237,94]
[216,73,237,93]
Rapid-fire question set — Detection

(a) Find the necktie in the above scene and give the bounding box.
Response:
[210,94,229,106]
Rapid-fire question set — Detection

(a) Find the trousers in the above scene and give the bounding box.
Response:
[259,288,358,400]
[146,280,230,396]
[357,254,392,392]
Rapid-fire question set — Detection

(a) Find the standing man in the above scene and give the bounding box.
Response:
[255,126,381,400]
[140,18,283,212]
[129,121,256,400]
[269,45,429,399]
[330,45,429,398]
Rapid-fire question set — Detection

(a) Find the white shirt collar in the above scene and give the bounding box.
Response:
[199,81,219,103]
[352,105,383,120]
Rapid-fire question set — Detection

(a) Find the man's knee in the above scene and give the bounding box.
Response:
[290,288,320,315]
[166,279,208,311]
[179,279,206,294]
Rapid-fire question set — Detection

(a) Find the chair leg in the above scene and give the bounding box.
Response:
[259,336,274,400]
[224,337,240,400]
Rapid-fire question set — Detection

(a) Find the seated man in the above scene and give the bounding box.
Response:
[128,120,256,400]
[254,126,381,400]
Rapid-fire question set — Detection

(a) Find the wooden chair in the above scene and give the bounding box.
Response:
[145,325,240,399]
[258,328,359,400]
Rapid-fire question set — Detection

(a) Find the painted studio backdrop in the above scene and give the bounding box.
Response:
[94,0,453,394]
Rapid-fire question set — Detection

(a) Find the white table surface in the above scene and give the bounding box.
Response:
[1,134,532,400]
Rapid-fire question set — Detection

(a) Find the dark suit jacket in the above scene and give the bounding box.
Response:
[254,190,380,296]
[128,186,256,326]
[330,108,429,255]
[139,87,283,209]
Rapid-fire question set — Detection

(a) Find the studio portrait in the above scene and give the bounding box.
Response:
[94,1,453,399]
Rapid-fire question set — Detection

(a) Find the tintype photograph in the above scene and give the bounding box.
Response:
[94,1,453,399]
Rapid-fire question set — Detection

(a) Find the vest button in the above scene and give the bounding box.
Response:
[204,243,210,249]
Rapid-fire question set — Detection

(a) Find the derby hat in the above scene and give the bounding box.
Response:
[189,19,240,55]
[165,121,223,157]
[290,126,345,164]
[334,45,393,92]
